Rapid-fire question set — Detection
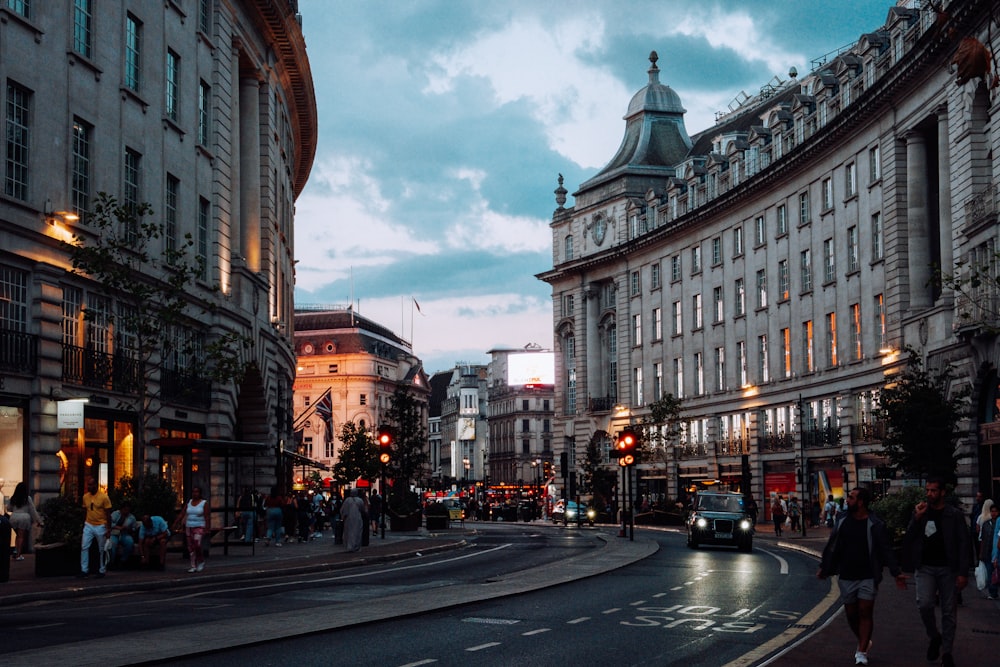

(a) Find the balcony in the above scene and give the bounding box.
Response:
[62,344,141,394]
[0,327,37,375]
[677,443,709,459]
[589,396,617,412]
[850,420,886,444]
[161,367,212,408]
[964,182,998,230]
[715,437,749,457]
[760,432,795,452]
[803,426,841,448]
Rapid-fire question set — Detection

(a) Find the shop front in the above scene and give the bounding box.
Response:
[0,398,27,520]
[57,405,136,498]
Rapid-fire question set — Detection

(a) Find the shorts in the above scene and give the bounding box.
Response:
[838,577,877,604]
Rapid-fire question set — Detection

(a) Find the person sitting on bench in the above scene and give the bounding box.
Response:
[139,514,171,570]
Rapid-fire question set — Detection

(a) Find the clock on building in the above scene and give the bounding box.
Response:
[302,343,314,355]
[592,212,607,245]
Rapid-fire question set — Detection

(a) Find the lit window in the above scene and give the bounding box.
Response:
[125,15,142,92]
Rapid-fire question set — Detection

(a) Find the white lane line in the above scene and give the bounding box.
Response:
[162,543,515,601]
[683,581,695,585]
[670,586,684,590]
[466,642,502,652]
[652,593,667,598]
[22,622,63,630]
[567,617,591,624]
[398,661,437,667]
[602,608,621,614]
[629,600,646,606]
[522,628,551,636]
[756,547,789,574]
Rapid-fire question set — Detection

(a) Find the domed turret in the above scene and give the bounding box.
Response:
[625,51,686,118]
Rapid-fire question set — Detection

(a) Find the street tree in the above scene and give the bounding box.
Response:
[638,393,684,470]
[65,192,251,476]
[383,388,429,513]
[876,348,969,484]
[331,421,379,488]
[580,434,617,510]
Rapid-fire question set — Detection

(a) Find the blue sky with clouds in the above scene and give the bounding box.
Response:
[294,0,896,374]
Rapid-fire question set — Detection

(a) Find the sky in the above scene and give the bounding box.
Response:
[294,0,897,375]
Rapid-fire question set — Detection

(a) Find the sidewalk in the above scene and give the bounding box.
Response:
[750,521,1000,667]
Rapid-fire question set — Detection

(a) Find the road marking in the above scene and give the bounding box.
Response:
[398,661,437,667]
[161,543,515,601]
[723,577,840,667]
[110,613,151,619]
[567,617,590,624]
[602,608,621,614]
[652,592,667,598]
[684,581,695,585]
[670,586,684,590]
[629,600,646,606]
[755,547,789,574]
[22,623,63,630]
[522,628,551,636]
[464,617,520,625]
[466,642,501,652]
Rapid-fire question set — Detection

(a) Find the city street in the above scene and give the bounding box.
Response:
[172,527,830,667]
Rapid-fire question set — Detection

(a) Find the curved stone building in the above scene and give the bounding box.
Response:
[539,0,999,507]
[0,1,316,511]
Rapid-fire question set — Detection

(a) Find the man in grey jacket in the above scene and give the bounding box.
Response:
[901,476,971,667]
[818,486,905,666]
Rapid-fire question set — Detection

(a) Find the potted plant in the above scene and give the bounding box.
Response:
[424,502,450,530]
[35,494,85,577]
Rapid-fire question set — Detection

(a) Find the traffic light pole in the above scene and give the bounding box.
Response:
[380,463,387,540]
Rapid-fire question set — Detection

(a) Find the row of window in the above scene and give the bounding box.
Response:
[626,294,885,405]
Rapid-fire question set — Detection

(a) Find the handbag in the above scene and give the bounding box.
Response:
[975,561,988,590]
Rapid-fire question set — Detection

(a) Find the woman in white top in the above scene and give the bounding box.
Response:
[6,482,42,560]
[174,486,210,573]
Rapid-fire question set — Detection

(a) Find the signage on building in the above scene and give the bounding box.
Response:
[57,400,86,429]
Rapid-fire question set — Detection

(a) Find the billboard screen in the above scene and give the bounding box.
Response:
[507,352,554,386]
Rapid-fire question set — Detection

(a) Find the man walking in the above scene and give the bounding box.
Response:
[902,477,971,667]
[80,478,112,578]
[818,487,905,665]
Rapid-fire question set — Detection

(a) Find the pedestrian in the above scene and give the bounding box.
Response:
[746,496,759,526]
[174,486,210,573]
[263,485,284,547]
[296,490,312,542]
[788,496,802,532]
[977,500,998,599]
[810,499,822,527]
[771,495,786,537]
[901,476,971,667]
[823,494,837,527]
[970,490,985,560]
[6,482,42,561]
[369,490,382,536]
[109,501,137,567]
[818,487,906,666]
[79,477,112,578]
[341,488,366,552]
[139,514,171,569]
[236,486,255,543]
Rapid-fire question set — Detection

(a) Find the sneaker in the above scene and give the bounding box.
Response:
[187,566,197,573]
[941,653,954,667]
[14,555,24,561]
[927,634,942,662]
[276,542,282,547]
[855,651,869,665]
[196,562,205,572]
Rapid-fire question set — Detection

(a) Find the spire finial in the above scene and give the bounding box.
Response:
[554,173,567,209]
[648,51,660,84]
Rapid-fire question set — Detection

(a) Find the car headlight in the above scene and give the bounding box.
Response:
[696,517,708,528]
[740,519,751,530]
[586,508,596,518]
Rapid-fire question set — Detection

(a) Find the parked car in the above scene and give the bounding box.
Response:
[686,491,753,552]
[551,500,595,526]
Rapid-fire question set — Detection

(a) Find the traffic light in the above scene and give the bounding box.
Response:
[616,427,637,466]
[377,425,393,465]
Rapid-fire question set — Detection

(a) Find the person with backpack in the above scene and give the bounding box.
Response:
[824,494,837,527]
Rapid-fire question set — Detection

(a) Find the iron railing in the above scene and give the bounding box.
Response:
[62,343,141,393]
[0,327,37,375]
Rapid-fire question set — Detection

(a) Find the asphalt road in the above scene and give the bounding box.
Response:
[171,530,835,666]
[1,527,596,654]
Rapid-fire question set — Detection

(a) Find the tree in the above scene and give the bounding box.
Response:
[638,394,684,467]
[876,348,968,484]
[580,434,617,509]
[383,388,428,513]
[331,421,379,488]
[64,193,251,476]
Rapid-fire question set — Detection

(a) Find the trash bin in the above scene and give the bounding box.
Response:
[0,514,11,582]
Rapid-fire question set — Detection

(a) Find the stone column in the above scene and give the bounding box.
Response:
[239,75,262,272]
[937,106,954,296]
[905,130,932,309]
[585,283,601,405]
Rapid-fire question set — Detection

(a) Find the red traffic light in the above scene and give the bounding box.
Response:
[616,427,637,465]
[377,426,393,465]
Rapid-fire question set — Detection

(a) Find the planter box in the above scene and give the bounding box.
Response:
[389,511,422,532]
[35,542,80,577]
[425,515,450,530]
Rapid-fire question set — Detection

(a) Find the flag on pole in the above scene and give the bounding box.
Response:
[413,297,424,315]
[314,388,334,442]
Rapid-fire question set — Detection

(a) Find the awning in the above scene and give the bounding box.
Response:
[149,437,269,456]
[281,449,331,472]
